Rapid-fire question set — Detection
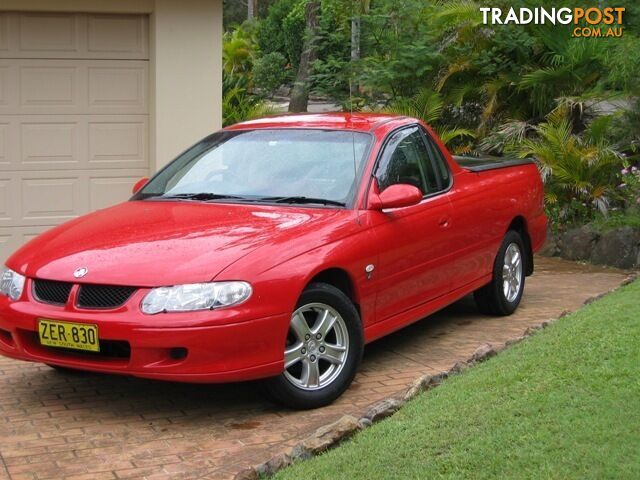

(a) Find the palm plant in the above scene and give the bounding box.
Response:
[223,74,276,127]
[431,4,622,135]
[223,26,258,76]
[479,119,536,154]
[518,32,609,117]
[509,108,623,216]
[433,0,483,41]
[383,88,475,148]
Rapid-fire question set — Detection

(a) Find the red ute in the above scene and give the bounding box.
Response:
[0,113,547,408]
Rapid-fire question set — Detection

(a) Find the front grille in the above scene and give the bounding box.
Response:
[33,280,73,306]
[32,279,136,309]
[77,285,136,309]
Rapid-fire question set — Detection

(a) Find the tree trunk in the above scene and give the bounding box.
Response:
[288,0,320,113]
[247,0,256,21]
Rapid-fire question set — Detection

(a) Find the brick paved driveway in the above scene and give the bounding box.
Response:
[0,257,629,480]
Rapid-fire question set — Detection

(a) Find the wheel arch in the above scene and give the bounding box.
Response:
[507,216,534,276]
[306,267,361,316]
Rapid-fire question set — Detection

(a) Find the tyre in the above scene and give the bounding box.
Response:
[265,282,363,409]
[474,230,526,316]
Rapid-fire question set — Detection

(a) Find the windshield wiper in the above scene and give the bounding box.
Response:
[147,193,345,207]
[261,196,346,207]
[153,193,250,201]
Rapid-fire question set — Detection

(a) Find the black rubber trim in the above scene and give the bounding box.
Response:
[454,156,534,172]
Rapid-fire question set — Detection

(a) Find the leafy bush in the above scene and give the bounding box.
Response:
[222,73,275,127]
[256,0,305,68]
[618,166,640,213]
[509,109,623,222]
[383,88,475,149]
[253,52,290,95]
[222,25,258,76]
[223,0,640,231]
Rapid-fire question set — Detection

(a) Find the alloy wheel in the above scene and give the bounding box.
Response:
[283,303,349,391]
[503,242,523,303]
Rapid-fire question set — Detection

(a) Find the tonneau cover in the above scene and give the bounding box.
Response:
[454,155,534,172]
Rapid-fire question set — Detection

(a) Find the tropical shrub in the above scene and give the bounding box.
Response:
[383,88,475,149]
[222,0,640,230]
[617,166,640,213]
[256,0,306,68]
[222,25,258,76]
[509,109,623,222]
[222,74,275,127]
[253,52,290,95]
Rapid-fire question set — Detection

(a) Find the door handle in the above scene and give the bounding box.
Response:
[438,217,450,228]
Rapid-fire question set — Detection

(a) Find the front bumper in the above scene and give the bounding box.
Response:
[0,283,288,383]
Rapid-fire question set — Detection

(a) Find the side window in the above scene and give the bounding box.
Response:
[375,127,439,195]
[423,132,451,189]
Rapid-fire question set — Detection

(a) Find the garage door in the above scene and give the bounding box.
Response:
[0,12,149,261]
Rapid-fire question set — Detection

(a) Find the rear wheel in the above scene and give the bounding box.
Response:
[265,282,363,409]
[474,230,525,316]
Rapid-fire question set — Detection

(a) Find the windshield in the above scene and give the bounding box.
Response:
[136,129,372,207]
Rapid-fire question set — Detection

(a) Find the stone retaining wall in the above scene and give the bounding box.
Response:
[540,225,640,269]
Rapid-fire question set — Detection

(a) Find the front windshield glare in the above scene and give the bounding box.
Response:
[137,129,372,205]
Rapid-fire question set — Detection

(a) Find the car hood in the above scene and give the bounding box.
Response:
[8,201,349,287]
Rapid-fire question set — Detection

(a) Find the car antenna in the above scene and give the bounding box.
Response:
[349,1,361,226]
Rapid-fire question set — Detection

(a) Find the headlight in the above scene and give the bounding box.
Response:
[0,267,26,301]
[141,281,252,314]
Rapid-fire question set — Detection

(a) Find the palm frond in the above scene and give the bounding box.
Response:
[434,0,482,26]
[436,60,473,92]
[383,88,444,125]
[507,108,624,215]
[436,127,476,145]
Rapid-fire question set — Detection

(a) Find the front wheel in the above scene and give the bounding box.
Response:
[474,230,526,316]
[265,282,363,409]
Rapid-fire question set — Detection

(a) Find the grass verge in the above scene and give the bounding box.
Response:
[274,279,640,479]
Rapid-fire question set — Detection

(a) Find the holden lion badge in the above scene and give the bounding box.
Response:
[73,267,88,279]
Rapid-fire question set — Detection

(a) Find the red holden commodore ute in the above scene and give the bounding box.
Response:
[0,113,547,409]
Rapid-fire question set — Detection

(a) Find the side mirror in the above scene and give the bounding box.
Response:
[369,184,422,210]
[132,177,149,195]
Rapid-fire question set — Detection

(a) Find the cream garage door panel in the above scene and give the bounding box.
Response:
[0,59,148,115]
[0,12,149,60]
[0,12,149,262]
[0,15,7,53]
[0,177,11,221]
[0,121,10,168]
[21,175,82,222]
[0,168,148,228]
[88,118,148,169]
[88,174,149,211]
[0,225,50,259]
[0,115,148,171]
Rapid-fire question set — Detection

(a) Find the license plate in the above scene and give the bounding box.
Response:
[38,319,99,352]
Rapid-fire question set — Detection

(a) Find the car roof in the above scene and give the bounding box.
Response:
[225,112,412,133]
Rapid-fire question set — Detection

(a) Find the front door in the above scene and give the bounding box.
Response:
[369,125,454,322]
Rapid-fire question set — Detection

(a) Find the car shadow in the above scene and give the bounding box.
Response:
[22,294,481,418]
[363,293,481,359]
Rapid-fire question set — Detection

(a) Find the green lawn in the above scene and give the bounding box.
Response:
[275,279,640,480]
